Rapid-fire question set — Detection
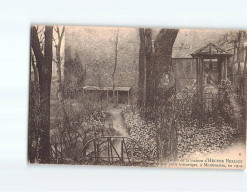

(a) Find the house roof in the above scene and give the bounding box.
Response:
[83,86,131,91]
[172,47,193,58]
[190,43,232,57]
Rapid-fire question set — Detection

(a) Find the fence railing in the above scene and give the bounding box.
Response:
[51,134,154,164]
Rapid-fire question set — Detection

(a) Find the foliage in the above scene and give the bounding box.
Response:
[218,79,235,123]
[121,106,158,161]
[177,122,238,159]
[50,96,112,164]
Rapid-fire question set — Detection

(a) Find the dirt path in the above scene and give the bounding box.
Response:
[106,105,129,158]
[108,106,128,137]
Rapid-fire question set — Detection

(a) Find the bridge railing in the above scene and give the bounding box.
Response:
[81,136,152,164]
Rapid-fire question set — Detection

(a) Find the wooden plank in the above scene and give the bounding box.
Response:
[93,139,97,161]
[106,90,109,103]
[128,91,130,105]
[110,138,121,160]
[110,138,113,161]
[123,139,131,163]
[107,138,110,162]
[97,139,100,160]
[121,139,124,162]
[117,90,119,106]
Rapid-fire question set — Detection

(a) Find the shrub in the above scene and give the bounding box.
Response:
[177,123,238,159]
[50,96,110,164]
[121,106,158,161]
[218,79,234,124]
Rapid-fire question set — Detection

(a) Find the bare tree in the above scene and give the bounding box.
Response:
[53,25,71,134]
[31,25,53,163]
[217,30,247,79]
[138,28,146,108]
[236,31,242,73]
[244,43,247,72]
[53,26,65,102]
[112,28,120,108]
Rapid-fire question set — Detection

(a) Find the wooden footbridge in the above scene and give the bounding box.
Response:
[81,136,150,163]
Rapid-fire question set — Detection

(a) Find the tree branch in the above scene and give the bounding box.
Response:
[31,26,44,67]
[117,47,124,53]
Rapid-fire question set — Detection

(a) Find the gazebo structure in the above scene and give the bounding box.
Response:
[190,43,232,95]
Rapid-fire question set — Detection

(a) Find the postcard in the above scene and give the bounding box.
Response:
[28,25,246,169]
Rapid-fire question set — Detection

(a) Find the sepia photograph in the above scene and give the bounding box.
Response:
[2,0,247,192]
[28,25,246,169]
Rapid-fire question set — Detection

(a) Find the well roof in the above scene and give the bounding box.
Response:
[190,43,232,58]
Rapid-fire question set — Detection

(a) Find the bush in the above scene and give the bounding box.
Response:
[177,122,238,159]
[218,79,234,123]
[50,96,110,164]
[121,106,158,161]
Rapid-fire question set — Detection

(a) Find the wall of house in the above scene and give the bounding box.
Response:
[64,26,140,91]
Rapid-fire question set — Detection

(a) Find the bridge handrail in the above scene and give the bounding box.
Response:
[81,135,152,161]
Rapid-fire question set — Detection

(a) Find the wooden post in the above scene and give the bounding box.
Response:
[55,143,58,163]
[128,90,130,105]
[94,139,97,161]
[196,57,198,86]
[222,57,227,79]
[202,57,205,85]
[121,139,124,162]
[198,57,204,95]
[110,139,121,160]
[106,90,109,104]
[130,143,133,162]
[225,57,228,79]
[123,139,130,163]
[110,138,113,161]
[218,58,222,84]
[198,57,204,127]
[107,138,110,162]
[117,90,119,106]
[221,57,224,80]
[97,139,100,161]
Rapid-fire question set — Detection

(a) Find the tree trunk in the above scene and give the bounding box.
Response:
[231,42,237,82]
[39,26,53,163]
[28,53,40,163]
[153,28,178,160]
[154,29,179,100]
[237,32,241,73]
[112,29,119,108]
[138,28,154,110]
[244,46,247,72]
[138,28,146,108]
[55,26,65,103]
[144,28,154,108]
[31,25,53,163]
[54,26,71,152]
